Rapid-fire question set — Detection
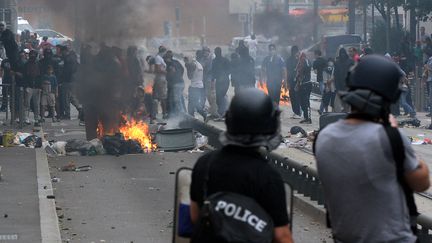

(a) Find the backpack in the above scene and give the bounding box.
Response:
[194,153,274,243]
[313,117,419,236]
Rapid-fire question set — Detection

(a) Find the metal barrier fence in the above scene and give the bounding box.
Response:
[0,80,25,128]
[180,115,432,241]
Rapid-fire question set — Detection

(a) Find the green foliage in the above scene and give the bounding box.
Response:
[370,20,407,54]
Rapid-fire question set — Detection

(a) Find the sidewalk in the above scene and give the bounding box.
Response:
[0,147,41,242]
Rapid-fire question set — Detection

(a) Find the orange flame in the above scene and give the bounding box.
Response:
[144,84,153,94]
[119,116,157,152]
[96,120,104,139]
[256,81,290,106]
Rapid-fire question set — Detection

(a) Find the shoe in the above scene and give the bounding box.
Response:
[291,114,302,119]
[426,114,431,117]
[204,115,211,123]
[25,119,31,125]
[299,119,312,124]
[79,121,85,126]
[34,121,40,127]
[162,114,169,120]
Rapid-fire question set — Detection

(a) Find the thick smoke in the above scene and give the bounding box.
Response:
[53,0,157,47]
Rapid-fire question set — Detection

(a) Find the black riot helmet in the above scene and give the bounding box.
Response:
[225,88,280,135]
[341,55,403,118]
[348,55,402,102]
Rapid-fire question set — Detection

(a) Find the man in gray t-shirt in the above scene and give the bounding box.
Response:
[316,121,418,242]
[315,55,430,243]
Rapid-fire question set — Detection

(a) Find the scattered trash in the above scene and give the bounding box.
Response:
[399,118,421,128]
[22,135,42,148]
[89,138,105,155]
[102,133,144,156]
[61,162,92,172]
[51,177,60,183]
[409,136,432,145]
[13,132,32,145]
[66,139,97,156]
[52,141,67,156]
[195,132,208,149]
[278,138,309,149]
[290,126,307,138]
[2,130,14,147]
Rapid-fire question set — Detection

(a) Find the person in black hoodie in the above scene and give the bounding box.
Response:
[23,50,42,125]
[211,47,231,119]
[0,21,18,69]
[333,48,354,112]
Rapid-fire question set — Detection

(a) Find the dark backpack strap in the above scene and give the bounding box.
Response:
[202,151,218,202]
[383,126,419,230]
[313,131,332,228]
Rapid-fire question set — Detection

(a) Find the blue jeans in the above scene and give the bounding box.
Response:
[188,87,207,119]
[428,82,432,115]
[169,83,186,116]
[400,90,415,117]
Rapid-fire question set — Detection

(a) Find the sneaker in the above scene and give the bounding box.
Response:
[291,114,302,119]
[79,121,85,126]
[25,119,31,125]
[204,115,211,123]
[299,119,312,124]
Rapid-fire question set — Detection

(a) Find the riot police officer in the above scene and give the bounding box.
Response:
[189,88,294,243]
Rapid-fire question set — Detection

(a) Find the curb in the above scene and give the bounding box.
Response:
[35,127,62,243]
[293,193,326,225]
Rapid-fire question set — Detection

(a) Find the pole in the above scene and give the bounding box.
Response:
[10,76,15,125]
[386,3,391,53]
[313,0,319,43]
[348,0,356,34]
[363,0,367,43]
[372,0,375,30]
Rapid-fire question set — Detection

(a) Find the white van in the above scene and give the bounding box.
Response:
[17,17,34,34]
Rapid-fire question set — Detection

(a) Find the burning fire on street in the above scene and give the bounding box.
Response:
[257,81,291,106]
[96,116,157,153]
[119,116,157,152]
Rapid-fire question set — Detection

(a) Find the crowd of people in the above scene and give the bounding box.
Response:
[0,22,81,127]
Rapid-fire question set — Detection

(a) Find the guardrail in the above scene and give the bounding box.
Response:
[180,115,432,241]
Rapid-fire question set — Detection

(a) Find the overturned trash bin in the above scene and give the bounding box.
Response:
[155,129,196,152]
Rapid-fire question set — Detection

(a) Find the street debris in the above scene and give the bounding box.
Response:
[399,118,421,128]
[51,177,60,183]
[290,126,307,138]
[102,133,144,156]
[409,135,432,145]
[60,162,92,172]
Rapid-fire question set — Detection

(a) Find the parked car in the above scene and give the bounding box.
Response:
[17,17,34,34]
[34,29,73,46]
[305,34,362,59]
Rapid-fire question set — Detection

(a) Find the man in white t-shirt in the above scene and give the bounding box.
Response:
[153,46,168,119]
[184,52,208,122]
[247,34,258,60]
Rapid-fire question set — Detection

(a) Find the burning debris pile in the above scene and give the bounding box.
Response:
[96,115,157,155]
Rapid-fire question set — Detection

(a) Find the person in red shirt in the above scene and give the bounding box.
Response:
[38,36,54,52]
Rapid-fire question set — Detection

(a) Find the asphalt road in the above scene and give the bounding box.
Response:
[49,152,331,243]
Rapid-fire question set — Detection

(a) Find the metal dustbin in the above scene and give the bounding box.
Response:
[155,128,196,152]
